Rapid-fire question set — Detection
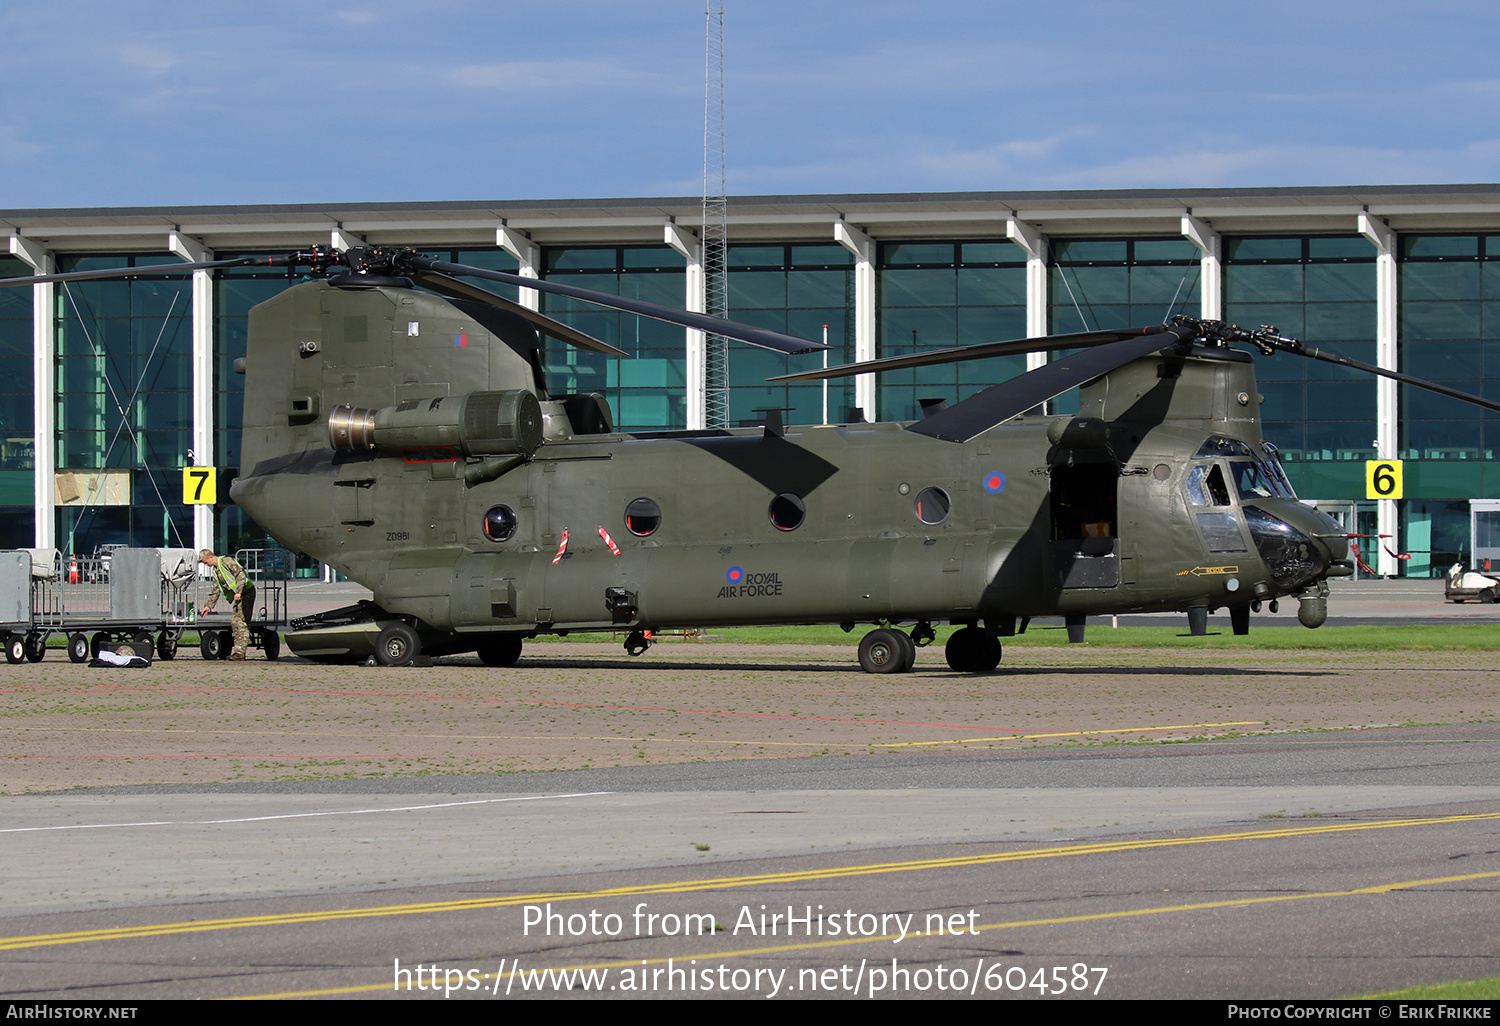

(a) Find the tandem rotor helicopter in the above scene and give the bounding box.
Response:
[8,244,1500,673]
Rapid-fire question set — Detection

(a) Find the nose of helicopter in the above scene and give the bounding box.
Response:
[1242,502,1351,592]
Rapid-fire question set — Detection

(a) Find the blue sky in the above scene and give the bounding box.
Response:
[2,0,1497,208]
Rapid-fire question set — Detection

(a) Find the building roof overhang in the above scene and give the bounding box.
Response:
[4,184,1500,254]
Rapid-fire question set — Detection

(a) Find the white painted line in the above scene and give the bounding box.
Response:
[0,792,614,834]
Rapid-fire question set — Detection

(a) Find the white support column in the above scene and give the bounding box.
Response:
[834,219,875,419]
[664,222,706,429]
[1006,217,1049,371]
[1182,214,1222,320]
[498,224,541,313]
[1359,210,1399,577]
[330,227,362,253]
[9,235,54,548]
[170,231,215,555]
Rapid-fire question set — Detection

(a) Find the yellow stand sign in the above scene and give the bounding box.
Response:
[183,466,217,505]
[1365,460,1403,500]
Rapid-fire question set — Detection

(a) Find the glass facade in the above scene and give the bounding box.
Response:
[6,205,1498,578]
[879,241,1027,422]
[54,255,193,553]
[729,243,853,425]
[541,246,686,431]
[0,257,34,548]
[1049,238,1202,334]
[1048,238,1203,414]
[1224,236,1377,499]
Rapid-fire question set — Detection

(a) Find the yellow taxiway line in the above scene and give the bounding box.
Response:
[3,811,1497,955]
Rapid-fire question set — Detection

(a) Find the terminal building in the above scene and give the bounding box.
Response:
[4,184,1500,578]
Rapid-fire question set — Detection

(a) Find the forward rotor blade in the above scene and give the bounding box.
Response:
[0,255,282,288]
[908,325,1198,443]
[410,271,628,357]
[414,258,827,355]
[1288,344,1500,415]
[767,326,1172,383]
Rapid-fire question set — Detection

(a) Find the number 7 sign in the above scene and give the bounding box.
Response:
[183,467,217,504]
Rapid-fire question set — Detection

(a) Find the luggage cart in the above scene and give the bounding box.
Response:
[0,547,291,663]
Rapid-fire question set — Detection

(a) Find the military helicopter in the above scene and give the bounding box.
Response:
[8,245,1500,673]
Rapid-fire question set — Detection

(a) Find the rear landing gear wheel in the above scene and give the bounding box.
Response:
[476,635,523,667]
[945,626,1001,673]
[858,628,908,673]
[375,623,419,667]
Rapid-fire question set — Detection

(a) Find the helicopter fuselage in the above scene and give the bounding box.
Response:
[230,279,1349,666]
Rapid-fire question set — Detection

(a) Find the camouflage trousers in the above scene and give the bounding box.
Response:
[231,584,255,657]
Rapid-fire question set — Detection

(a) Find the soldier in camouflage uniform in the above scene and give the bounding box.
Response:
[199,549,254,659]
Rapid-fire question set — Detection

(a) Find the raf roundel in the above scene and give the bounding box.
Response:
[982,471,1007,495]
[726,566,744,584]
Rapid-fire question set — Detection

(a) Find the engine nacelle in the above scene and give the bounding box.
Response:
[328,389,544,458]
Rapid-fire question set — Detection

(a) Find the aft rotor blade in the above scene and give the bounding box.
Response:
[0,255,283,288]
[415,258,827,355]
[908,325,1198,443]
[410,271,628,357]
[767,326,1171,383]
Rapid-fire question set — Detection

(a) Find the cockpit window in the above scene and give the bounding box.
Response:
[1262,444,1297,498]
[1195,435,1255,458]
[1187,464,1232,507]
[1230,460,1278,500]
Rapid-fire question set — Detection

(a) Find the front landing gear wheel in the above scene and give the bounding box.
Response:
[858,628,909,673]
[945,626,1001,673]
[622,630,652,657]
[477,635,523,667]
[375,623,419,667]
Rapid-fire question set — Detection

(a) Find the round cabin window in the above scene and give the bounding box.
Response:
[624,497,662,537]
[913,487,951,525]
[483,504,518,543]
[768,493,806,531]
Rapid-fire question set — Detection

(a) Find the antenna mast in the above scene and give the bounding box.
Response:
[703,0,729,428]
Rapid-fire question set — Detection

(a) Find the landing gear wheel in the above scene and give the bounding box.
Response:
[5,635,23,664]
[858,628,909,673]
[375,623,419,667]
[199,629,225,661]
[23,634,45,662]
[155,631,178,661]
[68,633,89,663]
[259,630,280,661]
[476,635,523,667]
[892,628,917,672]
[945,626,1001,673]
